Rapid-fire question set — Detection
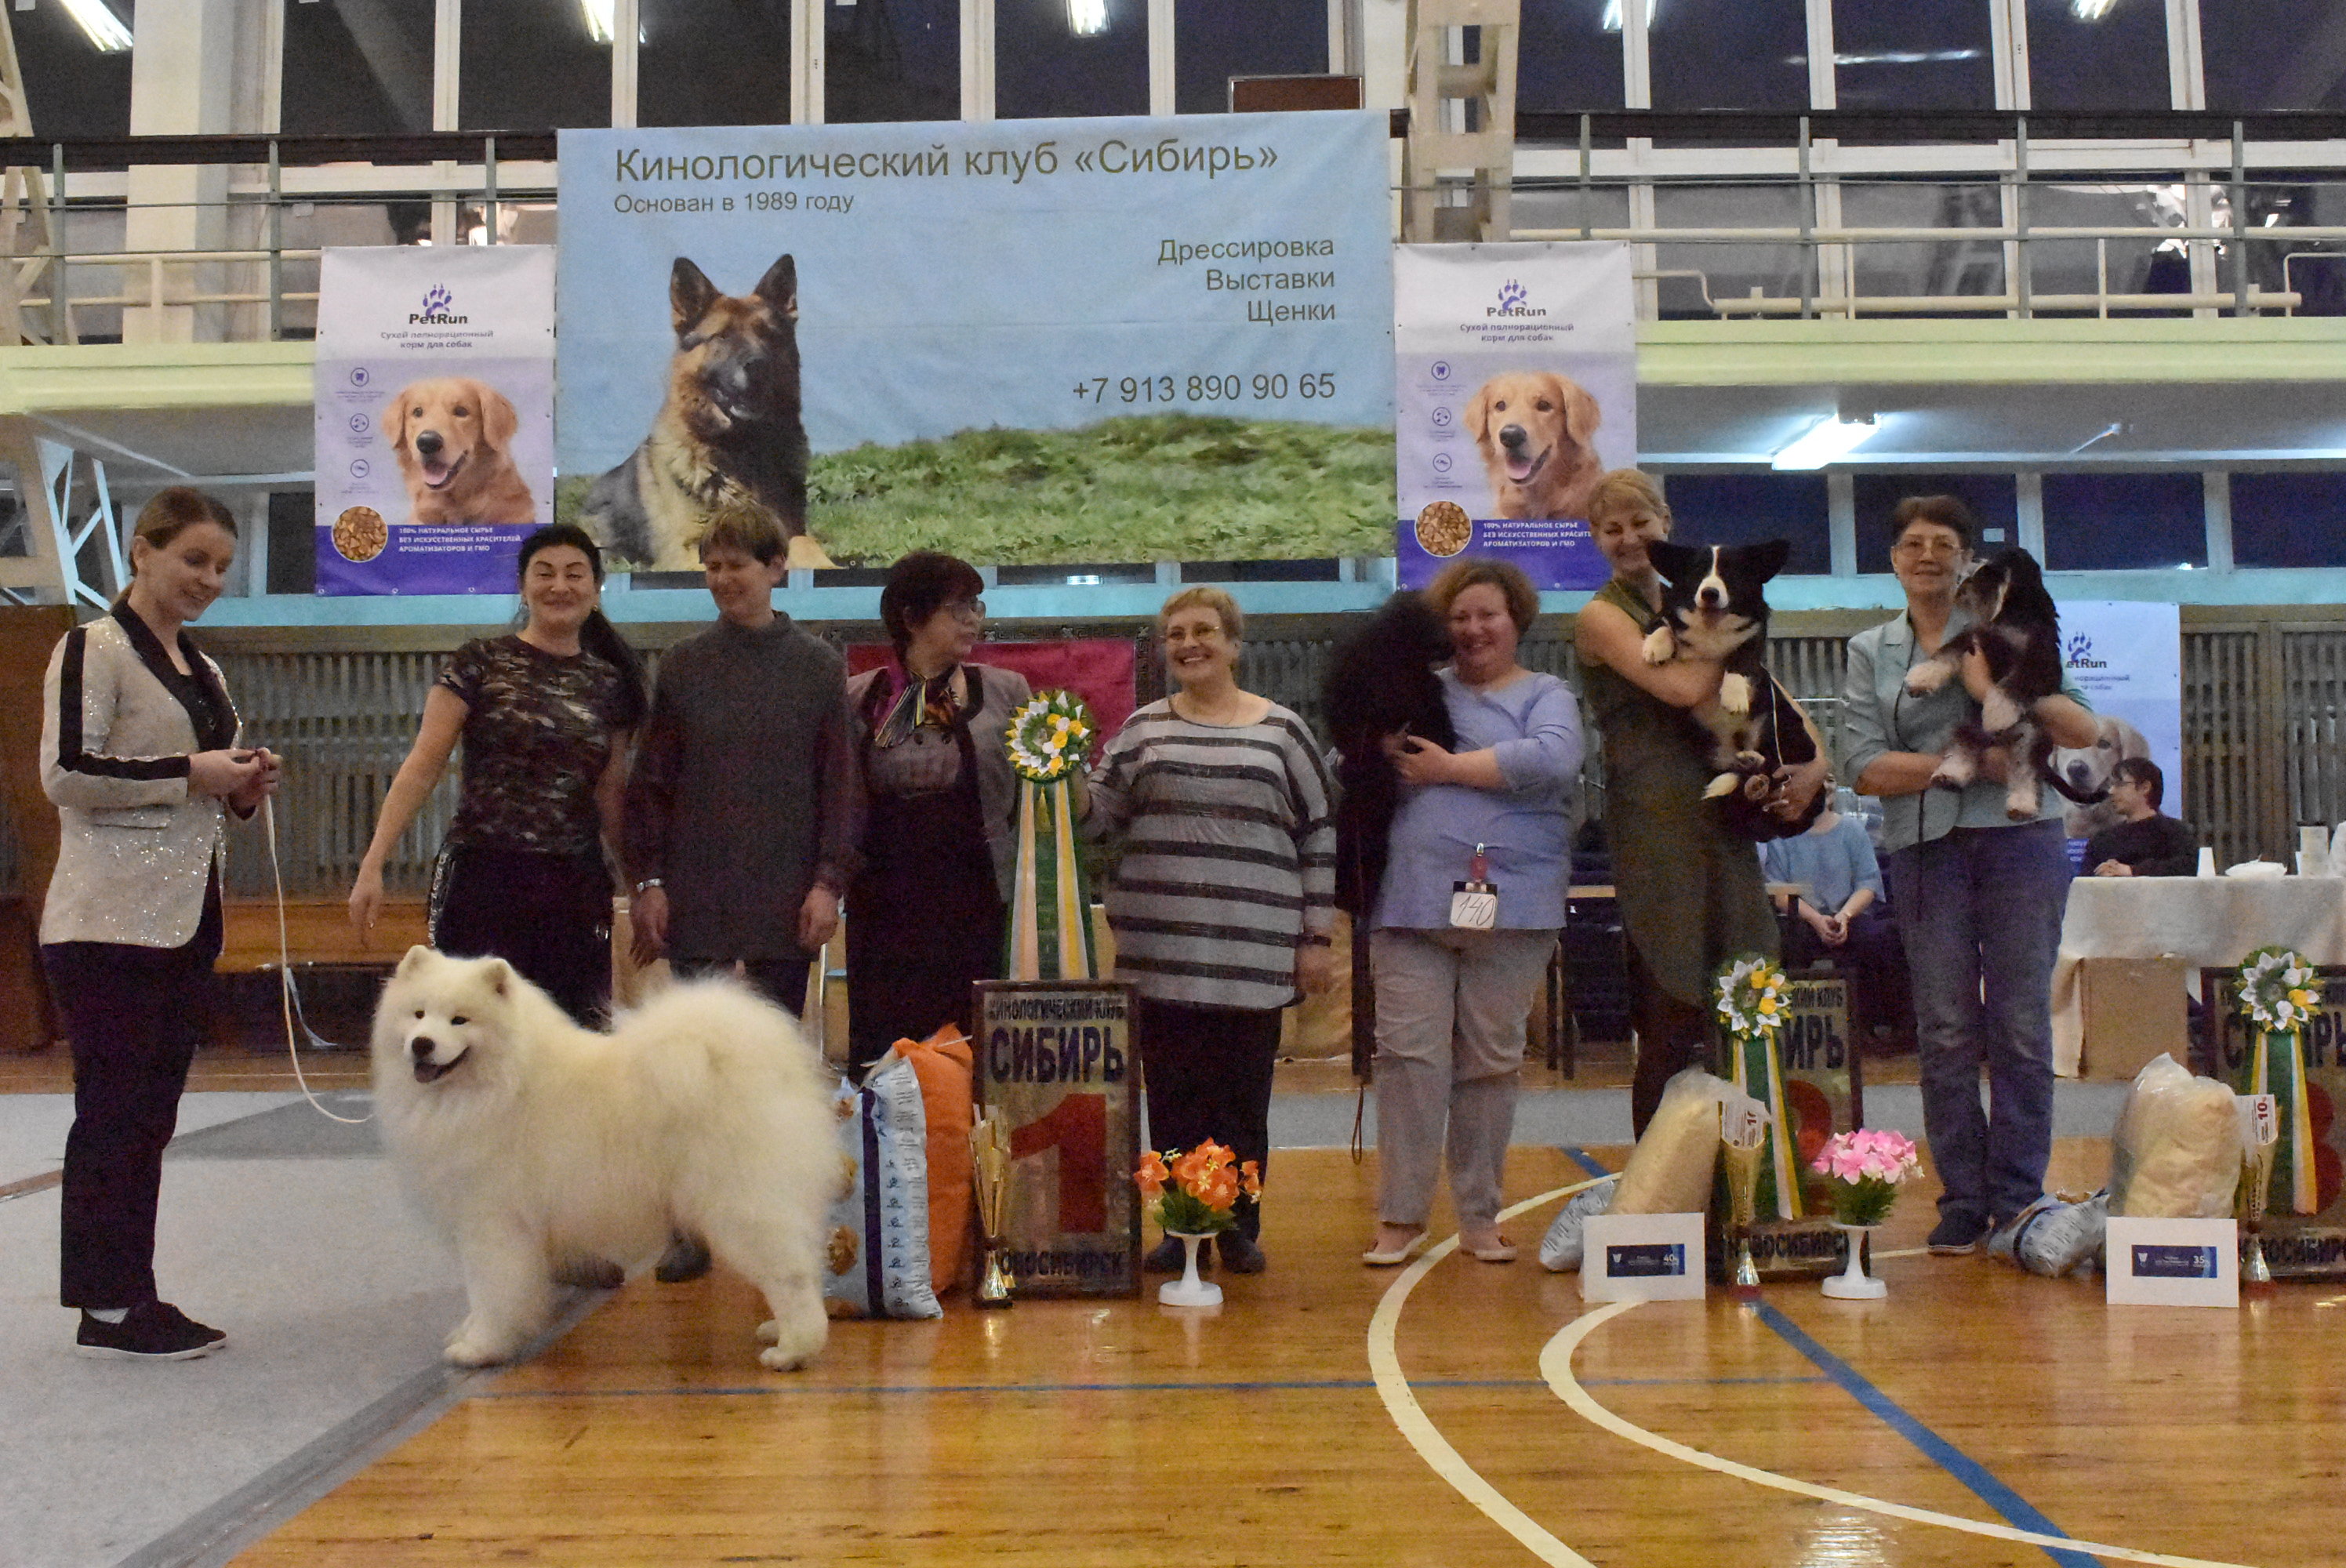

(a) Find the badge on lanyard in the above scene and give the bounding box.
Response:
[1451,842,1497,931]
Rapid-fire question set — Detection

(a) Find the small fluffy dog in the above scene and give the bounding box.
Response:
[1467,371,1603,521]
[372,948,836,1371]
[1641,539,1822,840]
[1322,592,1456,917]
[386,377,536,525]
[2054,713,2154,838]
[1903,547,2103,821]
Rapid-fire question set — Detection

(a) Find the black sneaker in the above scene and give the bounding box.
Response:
[1144,1235,1205,1273]
[1927,1212,1990,1256]
[1215,1232,1267,1274]
[654,1233,714,1284]
[75,1301,226,1361]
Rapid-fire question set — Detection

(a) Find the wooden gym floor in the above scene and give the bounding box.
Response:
[5,1047,2326,1567]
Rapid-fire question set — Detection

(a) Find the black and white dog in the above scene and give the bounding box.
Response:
[1323,592,1456,917]
[1902,546,2102,821]
[1640,539,1822,841]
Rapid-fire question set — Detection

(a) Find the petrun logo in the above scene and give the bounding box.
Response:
[2065,631,2106,669]
[1488,278,1545,318]
[410,284,467,325]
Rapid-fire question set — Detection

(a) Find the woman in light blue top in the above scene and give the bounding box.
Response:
[1840,495,2096,1255]
[1363,557,1584,1267]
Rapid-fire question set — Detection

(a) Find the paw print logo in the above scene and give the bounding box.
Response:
[1496,278,1528,312]
[419,285,453,316]
[2065,632,2094,665]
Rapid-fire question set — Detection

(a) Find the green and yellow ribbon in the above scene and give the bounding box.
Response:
[1004,691,1099,982]
[2235,946,2322,1215]
[1716,954,1802,1221]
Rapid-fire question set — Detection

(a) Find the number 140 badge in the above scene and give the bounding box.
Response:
[1451,843,1497,931]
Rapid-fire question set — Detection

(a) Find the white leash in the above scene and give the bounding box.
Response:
[260,794,372,1126]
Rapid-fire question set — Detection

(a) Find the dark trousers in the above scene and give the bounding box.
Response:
[434,844,612,1025]
[1628,940,1713,1138]
[670,953,813,1019]
[1137,997,1280,1241]
[45,891,223,1310]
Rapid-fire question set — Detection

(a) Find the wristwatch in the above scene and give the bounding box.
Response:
[634,877,663,895]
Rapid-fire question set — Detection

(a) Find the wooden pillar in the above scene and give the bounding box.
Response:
[0,604,73,1049]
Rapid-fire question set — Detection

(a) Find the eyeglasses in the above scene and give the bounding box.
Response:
[943,597,986,622]
[1892,536,1963,559]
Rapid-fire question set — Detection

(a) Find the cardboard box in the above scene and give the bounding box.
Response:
[2079,956,2192,1082]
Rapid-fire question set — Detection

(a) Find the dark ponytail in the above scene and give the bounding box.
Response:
[516,523,648,730]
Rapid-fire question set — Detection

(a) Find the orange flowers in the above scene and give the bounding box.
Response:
[1134,1140,1262,1236]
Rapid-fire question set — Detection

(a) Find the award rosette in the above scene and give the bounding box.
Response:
[1004,691,1099,981]
[1715,954,1802,1221]
[2233,946,2322,1215]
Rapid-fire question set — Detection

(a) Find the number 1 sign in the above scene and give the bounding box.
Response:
[974,981,1143,1298]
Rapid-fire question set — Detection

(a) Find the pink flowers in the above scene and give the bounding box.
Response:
[1810,1129,1920,1226]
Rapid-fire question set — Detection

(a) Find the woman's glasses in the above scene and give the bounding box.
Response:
[943,597,986,622]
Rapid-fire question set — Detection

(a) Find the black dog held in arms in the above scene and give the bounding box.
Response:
[1902,546,2104,822]
[1322,591,1456,918]
[1640,539,1822,842]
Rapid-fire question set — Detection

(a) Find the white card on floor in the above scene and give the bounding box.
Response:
[2105,1217,2237,1308]
[1581,1212,1706,1301]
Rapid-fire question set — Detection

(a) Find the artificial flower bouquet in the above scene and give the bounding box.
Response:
[1135,1140,1262,1236]
[1004,690,1096,782]
[2235,946,2320,1032]
[1810,1129,1922,1227]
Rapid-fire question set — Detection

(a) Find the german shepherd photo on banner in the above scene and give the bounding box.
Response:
[579,253,831,571]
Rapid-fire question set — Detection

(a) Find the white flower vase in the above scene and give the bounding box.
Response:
[1158,1232,1223,1307]
[1821,1223,1887,1300]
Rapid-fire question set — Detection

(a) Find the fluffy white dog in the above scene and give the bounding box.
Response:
[371,947,836,1371]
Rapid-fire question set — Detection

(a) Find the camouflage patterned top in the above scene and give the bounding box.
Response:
[437,634,625,858]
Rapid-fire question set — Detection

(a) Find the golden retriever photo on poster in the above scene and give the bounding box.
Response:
[386,376,538,525]
[1468,370,1604,520]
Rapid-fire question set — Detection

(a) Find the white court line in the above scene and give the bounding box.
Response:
[1364,1177,1611,1568]
[1538,1303,2257,1568]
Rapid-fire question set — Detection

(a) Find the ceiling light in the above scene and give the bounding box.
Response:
[1068,0,1108,35]
[2071,0,2117,19]
[60,0,132,52]
[1772,416,1877,470]
[1600,0,1657,31]
[579,0,615,44]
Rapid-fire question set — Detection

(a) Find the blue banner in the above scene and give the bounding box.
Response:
[554,114,1394,571]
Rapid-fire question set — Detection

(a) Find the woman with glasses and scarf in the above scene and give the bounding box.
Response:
[843,552,1030,1075]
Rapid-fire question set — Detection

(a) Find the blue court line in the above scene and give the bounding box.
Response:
[1562,1146,1613,1179]
[1754,1302,2102,1568]
[478,1374,1828,1401]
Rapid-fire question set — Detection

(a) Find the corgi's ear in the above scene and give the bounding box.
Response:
[1647,540,1702,585]
[670,257,718,336]
[754,252,798,321]
[398,944,432,976]
[1745,539,1793,583]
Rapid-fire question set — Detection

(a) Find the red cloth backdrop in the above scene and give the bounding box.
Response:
[846,640,1140,744]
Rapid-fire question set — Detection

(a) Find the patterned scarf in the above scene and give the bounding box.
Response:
[873,662,963,748]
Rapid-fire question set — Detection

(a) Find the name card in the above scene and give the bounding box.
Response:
[1581,1212,1707,1301]
[2105,1217,2238,1308]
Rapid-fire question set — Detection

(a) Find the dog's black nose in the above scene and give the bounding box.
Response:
[1499,423,1527,452]
[410,1035,438,1062]
[414,430,441,456]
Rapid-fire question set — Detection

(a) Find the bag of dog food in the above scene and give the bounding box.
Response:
[889,1025,975,1294]
[1538,1177,1620,1272]
[823,1058,943,1320]
[1610,1068,1732,1216]
[1989,1191,2108,1277]
[2109,1053,2242,1219]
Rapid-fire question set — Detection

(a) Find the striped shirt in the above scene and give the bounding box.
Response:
[1086,699,1337,1011]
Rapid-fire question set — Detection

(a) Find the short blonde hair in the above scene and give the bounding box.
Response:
[1585,468,1671,528]
[1425,557,1539,633]
[1157,585,1243,643]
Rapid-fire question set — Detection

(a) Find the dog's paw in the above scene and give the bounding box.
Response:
[1703,772,1741,800]
[754,1317,780,1344]
[1980,691,2022,734]
[1717,672,1752,715]
[1931,753,1977,788]
[1905,662,1953,695]
[1641,626,1676,666]
[2006,786,2042,820]
[443,1332,514,1368]
[759,1342,819,1372]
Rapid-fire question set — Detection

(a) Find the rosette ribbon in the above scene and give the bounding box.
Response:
[2237,947,2322,1214]
[1716,954,1802,1221]
[1004,691,1099,981]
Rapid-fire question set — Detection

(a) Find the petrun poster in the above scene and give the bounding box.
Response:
[312,245,556,595]
[554,113,1395,572]
[2050,600,2184,840]
[1393,241,1637,591]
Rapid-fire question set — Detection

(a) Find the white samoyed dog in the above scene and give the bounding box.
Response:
[371,946,836,1371]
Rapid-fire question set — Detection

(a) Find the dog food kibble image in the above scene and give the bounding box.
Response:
[1414,501,1472,557]
[332,506,388,562]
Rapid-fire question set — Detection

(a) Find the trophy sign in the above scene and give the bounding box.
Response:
[970,1111,1015,1308]
[2237,1092,2281,1289]
[1720,1094,1771,1299]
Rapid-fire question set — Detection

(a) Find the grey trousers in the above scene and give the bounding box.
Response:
[1370,926,1559,1231]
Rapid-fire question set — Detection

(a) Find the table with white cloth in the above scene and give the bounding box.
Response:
[2050,876,2346,1076]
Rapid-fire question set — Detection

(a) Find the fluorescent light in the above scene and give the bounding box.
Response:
[579,0,615,44]
[1068,0,1108,35]
[1771,416,1877,470]
[60,0,132,52]
[1600,0,1657,31]
[2071,0,2117,18]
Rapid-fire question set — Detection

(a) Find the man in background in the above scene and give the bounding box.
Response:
[2084,758,2197,877]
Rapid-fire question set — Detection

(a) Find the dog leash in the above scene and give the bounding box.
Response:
[260,794,373,1126]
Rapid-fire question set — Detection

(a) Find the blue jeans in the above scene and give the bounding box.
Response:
[1884,820,2071,1227]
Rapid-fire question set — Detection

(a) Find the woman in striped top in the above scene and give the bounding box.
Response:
[1084,586,1338,1276]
